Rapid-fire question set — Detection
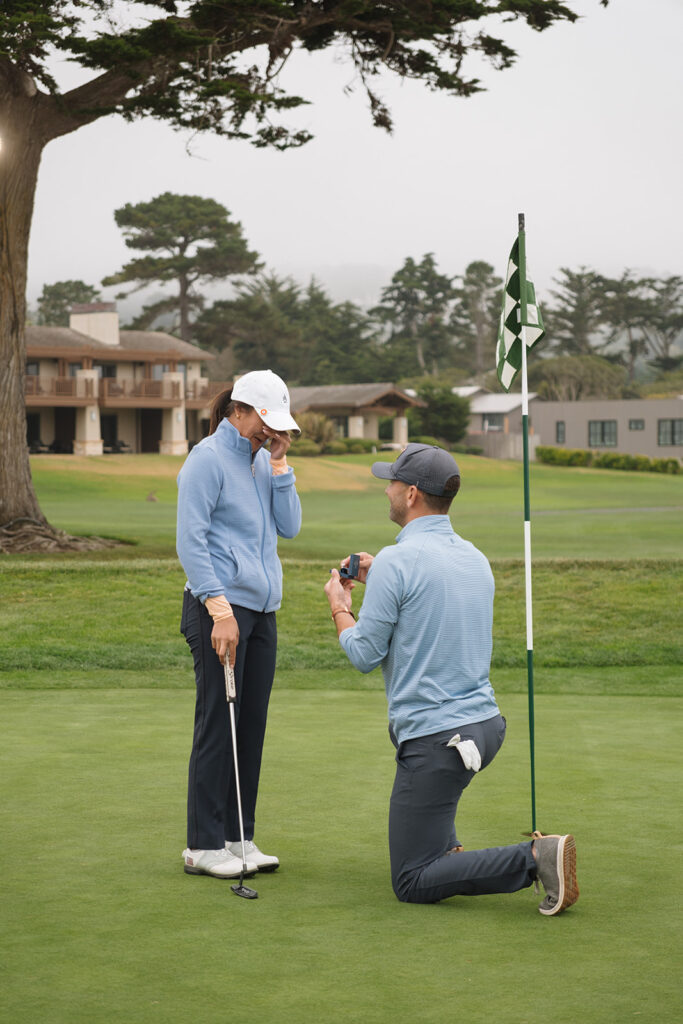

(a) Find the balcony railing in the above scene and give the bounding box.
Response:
[25,376,96,402]
[25,375,229,407]
[185,380,230,405]
[99,378,182,403]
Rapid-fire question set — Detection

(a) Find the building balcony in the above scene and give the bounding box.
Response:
[24,375,194,409]
[185,379,229,409]
[98,378,183,407]
[25,376,96,406]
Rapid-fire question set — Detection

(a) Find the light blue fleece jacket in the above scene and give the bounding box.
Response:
[339,516,499,744]
[176,418,302,612]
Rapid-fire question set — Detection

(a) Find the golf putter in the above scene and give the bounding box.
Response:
[224,659,258,900]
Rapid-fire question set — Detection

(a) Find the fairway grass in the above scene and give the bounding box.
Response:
[28,452,683,560]
[2,689,681,1024]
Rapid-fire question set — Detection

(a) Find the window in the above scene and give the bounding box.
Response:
[658,419,683,446]
[483,413,504,432]
[26,361,39,376]
[95,363,117,379]
[555,421,566,445]
[152,364,169,381]
[588,420,617,447]
[629,419,644,431]
[68,362,82,378]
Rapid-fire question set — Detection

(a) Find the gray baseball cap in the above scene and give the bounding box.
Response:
[371,443,460,497]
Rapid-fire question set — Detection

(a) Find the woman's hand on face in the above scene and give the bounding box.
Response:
[211,616,240,667]
[264,427,291,461]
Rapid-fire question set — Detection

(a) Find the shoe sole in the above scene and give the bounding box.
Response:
[184,865,258,879]
[256,863,279,873]
[539,834,579,916]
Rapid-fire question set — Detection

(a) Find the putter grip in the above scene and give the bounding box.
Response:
[224,662,237,702]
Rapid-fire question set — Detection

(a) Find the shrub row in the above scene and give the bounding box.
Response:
[289,436,485,458]
[289,436,378,457]
[536,445,681,474]
[410,436,484,456]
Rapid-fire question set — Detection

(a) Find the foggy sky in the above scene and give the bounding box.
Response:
[26,0,682,316]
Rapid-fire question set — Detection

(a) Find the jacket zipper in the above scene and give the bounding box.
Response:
[251,453,271,610]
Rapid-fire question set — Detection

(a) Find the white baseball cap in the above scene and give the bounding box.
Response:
[231,370,300,434]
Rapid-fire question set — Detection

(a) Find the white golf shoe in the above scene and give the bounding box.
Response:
[183,847,257,878]
[226,840,280,872]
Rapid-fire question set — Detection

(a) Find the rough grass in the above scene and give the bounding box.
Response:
[1,559,681,686]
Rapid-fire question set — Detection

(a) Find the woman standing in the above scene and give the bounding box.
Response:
[177,370,302,878]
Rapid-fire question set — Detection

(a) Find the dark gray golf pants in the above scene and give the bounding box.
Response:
[181,591,277,850]
[389,714,536,903]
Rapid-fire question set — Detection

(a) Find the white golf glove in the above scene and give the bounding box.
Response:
[447,733,482,772]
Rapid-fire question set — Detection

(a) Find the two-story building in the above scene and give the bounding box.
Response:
[25,306,422,455]
[25,303,219,455]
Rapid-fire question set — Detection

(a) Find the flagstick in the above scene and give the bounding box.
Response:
[518,213,537,834]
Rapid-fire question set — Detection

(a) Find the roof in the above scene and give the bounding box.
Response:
[26,326,98,352]
[469,392,538,413]
[452,386,486,398]
[119,330,213,361]
[289,383,424,412]
[25,325,213,362]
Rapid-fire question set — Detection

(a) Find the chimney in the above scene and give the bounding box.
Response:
[69,302,120,347]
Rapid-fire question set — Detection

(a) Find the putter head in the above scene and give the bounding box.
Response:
[231,883,258,899]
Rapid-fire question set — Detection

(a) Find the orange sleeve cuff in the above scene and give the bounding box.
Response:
[270,456,289,476]
[205,595,234,621]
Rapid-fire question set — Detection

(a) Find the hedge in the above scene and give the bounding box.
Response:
[536,445,680,474]
[408,435,442,447]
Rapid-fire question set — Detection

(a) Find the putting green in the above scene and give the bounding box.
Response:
[2,688,681,1024]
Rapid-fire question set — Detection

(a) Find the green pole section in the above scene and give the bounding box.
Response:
[518,213,536,833]
[527,647,536,833]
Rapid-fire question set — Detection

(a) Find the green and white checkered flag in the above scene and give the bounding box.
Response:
[496,236,545,391]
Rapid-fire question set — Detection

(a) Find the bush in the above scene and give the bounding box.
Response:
[288,439,322,457]
[408,435,442,448]
[593,452,633,470]
[650,457,681,474]
[340,437,376,453]
[536,446,593,467]
[536,446,680,474]
[295,412,336,445]
[322,441,348,455]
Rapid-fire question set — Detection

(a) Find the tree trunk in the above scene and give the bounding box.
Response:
[0,71,48,525]
[179,274,192,342]
[412,323,425,372]
[0,61,130,548]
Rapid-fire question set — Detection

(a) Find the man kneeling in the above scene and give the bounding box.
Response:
[323,443,578,915]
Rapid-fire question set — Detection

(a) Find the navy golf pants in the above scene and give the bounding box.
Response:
[389,715,536,903]
[181,591,277,850]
